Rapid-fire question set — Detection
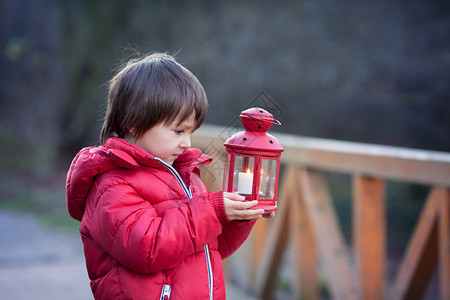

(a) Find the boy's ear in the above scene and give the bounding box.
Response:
[126,127,137,140]
[128,127,137,136]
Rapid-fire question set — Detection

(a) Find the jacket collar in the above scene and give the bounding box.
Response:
[105,137,212,175]
[66,137,213,221]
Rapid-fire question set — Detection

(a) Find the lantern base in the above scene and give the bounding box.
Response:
[251,201,278,212]
[236,193,278,212]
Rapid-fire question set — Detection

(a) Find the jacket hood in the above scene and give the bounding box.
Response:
[66,137,212,221]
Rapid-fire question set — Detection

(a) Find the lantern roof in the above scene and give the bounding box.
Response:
[239,107,281,132]
[224,107,284,154]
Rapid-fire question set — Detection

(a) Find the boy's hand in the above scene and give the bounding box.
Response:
[262,211,276,219]
[223,192,265,221]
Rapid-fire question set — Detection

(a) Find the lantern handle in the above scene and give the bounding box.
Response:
[242,114,282,126]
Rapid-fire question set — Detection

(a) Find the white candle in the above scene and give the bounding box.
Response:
[238,169,253,195]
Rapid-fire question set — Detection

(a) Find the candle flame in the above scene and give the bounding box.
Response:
[246,168,251,174]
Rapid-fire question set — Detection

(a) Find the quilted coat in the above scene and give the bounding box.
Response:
[66,137,256,299]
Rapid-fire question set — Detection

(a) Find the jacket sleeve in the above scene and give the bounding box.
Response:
[217,220,256,259]
[87,180,222,274]
[206,191,256,259]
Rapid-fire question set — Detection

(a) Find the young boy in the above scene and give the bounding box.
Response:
[66,53,271,299]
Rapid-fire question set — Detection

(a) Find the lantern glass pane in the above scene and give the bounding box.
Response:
[233,155,255,195]
[259,159,277,199]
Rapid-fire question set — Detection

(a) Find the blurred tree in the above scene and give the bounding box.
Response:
[0,0,449,174]
[57,0,135,160]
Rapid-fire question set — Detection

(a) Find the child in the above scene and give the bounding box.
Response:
[66,52,272,300]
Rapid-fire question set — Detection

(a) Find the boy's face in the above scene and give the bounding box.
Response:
[129,113,195,165]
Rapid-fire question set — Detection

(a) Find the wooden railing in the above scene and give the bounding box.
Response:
[192,124,450,300]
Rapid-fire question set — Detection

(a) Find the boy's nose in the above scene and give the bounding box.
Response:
[180,135,191,148]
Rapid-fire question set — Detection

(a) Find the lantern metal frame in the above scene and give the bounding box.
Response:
[222,107,284,211]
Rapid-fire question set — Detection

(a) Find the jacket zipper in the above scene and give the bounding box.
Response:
[154,158,214,300]
[160,284,171,300]
[204,244,213,300]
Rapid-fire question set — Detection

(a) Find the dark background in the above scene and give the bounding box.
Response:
[0,0,449,255]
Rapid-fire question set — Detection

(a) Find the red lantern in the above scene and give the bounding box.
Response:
[223,107,284,211]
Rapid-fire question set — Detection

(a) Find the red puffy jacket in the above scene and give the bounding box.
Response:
[66,137,255,299]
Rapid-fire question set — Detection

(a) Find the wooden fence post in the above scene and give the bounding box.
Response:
[439,189,450,300]
[292,167,319,300]
[251,218,269,281]
[353,176,386,300]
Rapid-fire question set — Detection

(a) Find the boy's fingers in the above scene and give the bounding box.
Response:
[224,196,267,220]
[224,192,245,201]
[237,200,259,209]
[243,209,265,219]
[243,208,264,216]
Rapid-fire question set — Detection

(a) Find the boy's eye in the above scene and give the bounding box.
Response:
[174,130,184,135]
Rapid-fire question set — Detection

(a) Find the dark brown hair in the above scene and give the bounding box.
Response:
[100,53,208,144]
